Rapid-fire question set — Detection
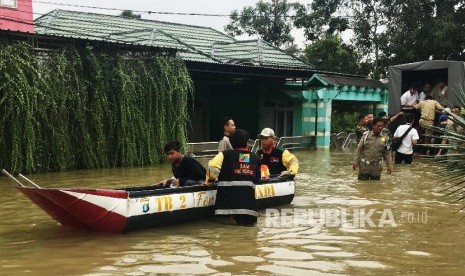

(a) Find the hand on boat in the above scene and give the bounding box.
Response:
[170,179,180,187]
[280,170,291,176]
[154,179,169,187]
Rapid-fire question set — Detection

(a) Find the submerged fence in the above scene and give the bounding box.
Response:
[330,132,358,151]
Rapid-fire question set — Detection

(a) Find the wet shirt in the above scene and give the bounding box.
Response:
[354,131,393,170]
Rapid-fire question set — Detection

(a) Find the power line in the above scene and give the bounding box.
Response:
[32,0,358,19]
[1,12,360,45]
[33,0,230,17]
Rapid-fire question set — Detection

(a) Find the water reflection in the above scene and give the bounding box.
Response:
[1,150,465,275]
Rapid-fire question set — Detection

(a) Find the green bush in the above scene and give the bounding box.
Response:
[0,42,193,174]
[331,112,358,133]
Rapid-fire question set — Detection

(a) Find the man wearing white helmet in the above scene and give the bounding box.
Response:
[256,128,299,176]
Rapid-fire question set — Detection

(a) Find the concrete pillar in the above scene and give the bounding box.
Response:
[301,90,332,148]
[317,99,332,147]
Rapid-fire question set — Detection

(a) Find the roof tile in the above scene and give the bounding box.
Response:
[34,9,312,69]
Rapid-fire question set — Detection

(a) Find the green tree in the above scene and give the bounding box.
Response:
[384,0,465,64]
[302,35,365,75]
[224,0,300,47]
[350,0,391,79]
[293,0,349,41]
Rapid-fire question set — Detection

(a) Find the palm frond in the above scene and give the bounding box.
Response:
[428,86,465,216]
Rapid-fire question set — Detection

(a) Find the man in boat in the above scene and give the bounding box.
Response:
[218,116,236,152]
[256,128,299,176]
[353,117,393,180]
[206,129,261,226]
[159,140,206,187]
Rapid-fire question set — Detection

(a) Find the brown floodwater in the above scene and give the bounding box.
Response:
[1,150,464,275]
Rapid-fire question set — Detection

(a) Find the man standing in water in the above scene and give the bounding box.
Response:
[353,118,393,180]
[206,129,260,226]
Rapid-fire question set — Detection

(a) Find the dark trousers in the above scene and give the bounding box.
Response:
[395,151,413,164]
[358,173,381,180]
[358,162,382,180]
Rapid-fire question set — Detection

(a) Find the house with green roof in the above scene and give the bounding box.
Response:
[32,9,389,147]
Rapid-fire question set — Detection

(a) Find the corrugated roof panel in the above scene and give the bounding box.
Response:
[34,9,312,69]
[211,40,310,68]
[318,74,387,89]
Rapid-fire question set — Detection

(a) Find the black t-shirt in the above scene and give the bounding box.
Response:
[172,156,206,186]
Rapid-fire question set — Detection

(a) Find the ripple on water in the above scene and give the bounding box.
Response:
[304,245,342,251]
[339,223,371,233]
[312,197,379,206]
[307,233,361,241]
[344,260,387,269]
[405,251,431,257]
[260,247,314,260]
[121,258,138,263]
[312,251,358,258]
[151,254,233,266]
[138,264,217,275]
[268,238,322,245]
[231,256,265,263]
[257,264,346,276]
[259,227,318,240]
[273,260,346,272]
[99,265,118,271]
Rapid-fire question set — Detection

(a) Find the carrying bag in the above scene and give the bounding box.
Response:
[391,126,413,151]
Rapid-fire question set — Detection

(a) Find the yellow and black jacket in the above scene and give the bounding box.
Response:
[257,146,299,175]
[206,149,260,217]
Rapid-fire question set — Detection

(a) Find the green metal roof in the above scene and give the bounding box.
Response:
[34,9,312,69]
[212,40,309,68]
[307,74,387,89]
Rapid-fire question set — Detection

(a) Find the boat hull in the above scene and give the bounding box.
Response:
[16,177,295,233]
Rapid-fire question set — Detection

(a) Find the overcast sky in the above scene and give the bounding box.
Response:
[32,0,313,47]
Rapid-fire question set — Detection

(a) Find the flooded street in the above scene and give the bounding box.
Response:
[1,150,465,275]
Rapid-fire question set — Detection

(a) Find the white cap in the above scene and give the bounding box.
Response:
[258,128,276,138]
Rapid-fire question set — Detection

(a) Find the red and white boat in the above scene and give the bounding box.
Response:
[4,170,295,233]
